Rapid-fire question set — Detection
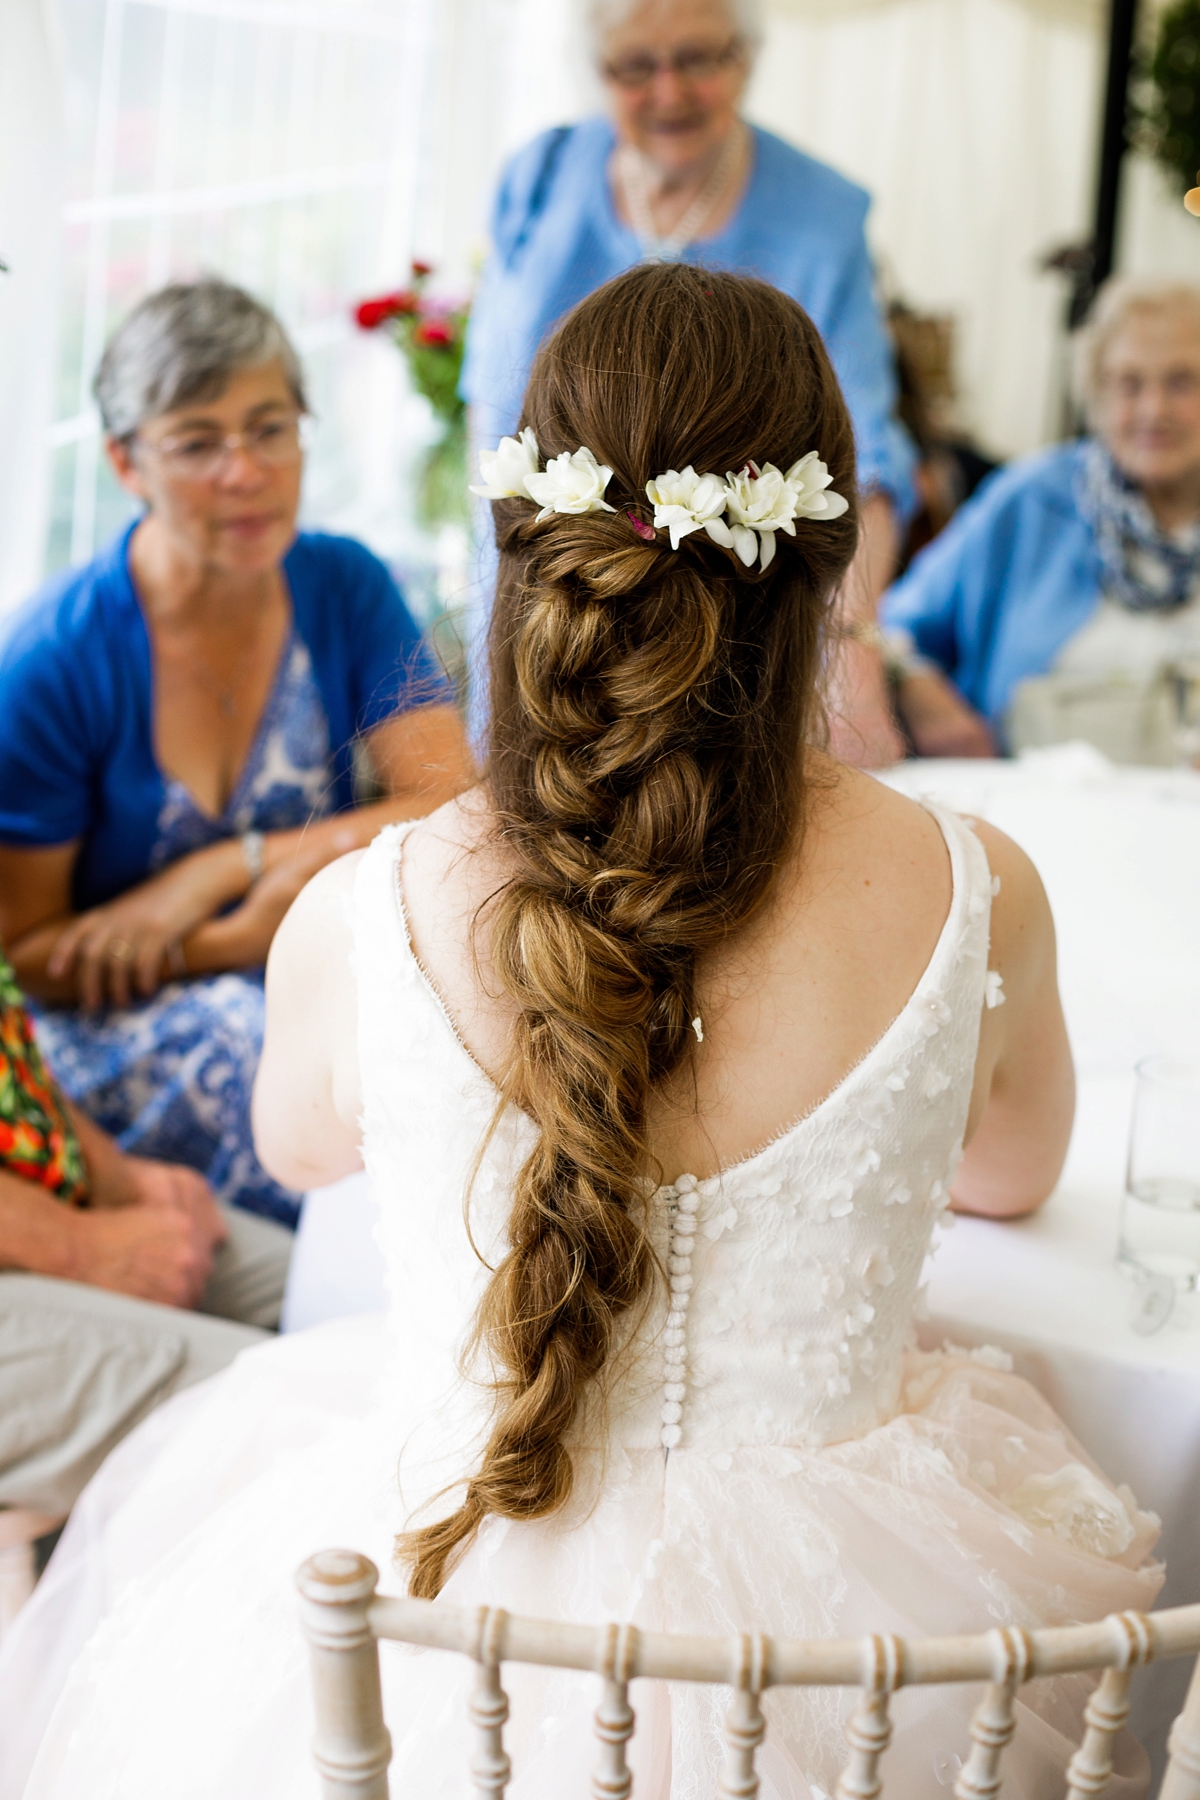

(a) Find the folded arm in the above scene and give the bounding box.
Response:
[1,704,473,1008]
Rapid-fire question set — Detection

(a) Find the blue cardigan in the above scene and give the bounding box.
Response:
[461,117,915,511]
[0,524,447,909]
[882,441,1103,730]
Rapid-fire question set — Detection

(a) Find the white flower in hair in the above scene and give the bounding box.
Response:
[524,446,617,520]
[784,451,850,521]
[722,462,802,570]
[469,427,540,500]
[644,466,730,550]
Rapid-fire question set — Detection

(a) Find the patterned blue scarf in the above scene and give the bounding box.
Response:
[1077,438,1200,613]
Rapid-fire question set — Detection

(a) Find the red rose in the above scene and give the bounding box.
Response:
[413,318,455,348]
[354,290,419,330]
[411,259,434,278]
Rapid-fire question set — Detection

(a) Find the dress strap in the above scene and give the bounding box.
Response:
[916,801,998,1011]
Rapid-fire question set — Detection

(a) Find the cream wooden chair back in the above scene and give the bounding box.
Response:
[296,1549,1200,1800]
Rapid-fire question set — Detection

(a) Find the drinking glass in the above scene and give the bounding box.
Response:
[1118,1055,1200,1290]
[1169,659,1200,767]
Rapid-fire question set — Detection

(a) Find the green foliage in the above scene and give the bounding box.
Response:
[355,266,470,526]
[390,309,468,432]
[1136,0,1200,193]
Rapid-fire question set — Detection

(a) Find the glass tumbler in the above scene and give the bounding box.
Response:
[1170,659,1200,766]
[1118,1055,1200,1289]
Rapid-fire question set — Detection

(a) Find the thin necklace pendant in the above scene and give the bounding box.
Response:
[620,122,744,262]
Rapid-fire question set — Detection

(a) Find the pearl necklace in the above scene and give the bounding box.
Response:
[617,122,745,262]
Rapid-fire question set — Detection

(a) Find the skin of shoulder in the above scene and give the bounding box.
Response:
[953,815,1074,1215]
[252,848,366,1193]
[252,770,1072,1220]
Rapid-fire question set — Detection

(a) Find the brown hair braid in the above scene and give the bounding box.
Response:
[400,263,858,1598]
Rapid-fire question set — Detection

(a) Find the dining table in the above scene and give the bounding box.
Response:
[882,746,1200,1774]
[284,742,1200,1776]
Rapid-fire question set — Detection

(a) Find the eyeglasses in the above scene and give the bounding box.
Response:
[602,37,744,91]
[1103,369,1200,403]
[134,413,309,482]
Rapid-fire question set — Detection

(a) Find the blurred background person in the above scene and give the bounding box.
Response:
[461,0,916,765]
[0,280,473,1229]
[0,940,288,1527]
[883,277,1200,766]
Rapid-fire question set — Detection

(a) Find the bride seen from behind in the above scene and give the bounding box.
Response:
[7,265,1161,1799]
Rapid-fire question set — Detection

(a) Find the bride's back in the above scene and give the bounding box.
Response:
[257,264,1070,1604]
[400,758,958,1186]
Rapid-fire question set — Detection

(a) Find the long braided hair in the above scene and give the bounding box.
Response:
[400,263,858,1598]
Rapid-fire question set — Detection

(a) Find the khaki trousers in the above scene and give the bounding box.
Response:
[0,1207,292,1515]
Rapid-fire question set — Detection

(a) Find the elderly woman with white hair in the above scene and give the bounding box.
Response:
[884,276,1200,763]
[462,0,916,763]
[0,279,472,1230]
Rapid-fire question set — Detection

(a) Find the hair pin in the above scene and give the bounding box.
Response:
[472,430,848,572]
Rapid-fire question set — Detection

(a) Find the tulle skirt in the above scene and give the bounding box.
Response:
[0,1321,1162,1800]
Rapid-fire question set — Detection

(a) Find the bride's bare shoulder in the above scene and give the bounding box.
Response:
[402,785,512,913]
[799,754,950,872]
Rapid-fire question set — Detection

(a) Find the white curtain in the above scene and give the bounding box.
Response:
[0,0,64,616]
[748,0,1105,458]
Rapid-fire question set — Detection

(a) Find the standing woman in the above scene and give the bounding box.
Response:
[462,0,915,762]
[0,280,472,1224]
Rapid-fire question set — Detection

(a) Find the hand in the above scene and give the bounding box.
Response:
[68,1159,226,1309]
[826,637,906,770]
[47,842,244,1010]
[896,670,995,759]
[120,1157,228,1240]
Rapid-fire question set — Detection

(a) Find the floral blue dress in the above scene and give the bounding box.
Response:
[30,636,333,1227]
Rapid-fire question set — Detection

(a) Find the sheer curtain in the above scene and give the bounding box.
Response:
[0,0,64,617]
[749,0,1106,458]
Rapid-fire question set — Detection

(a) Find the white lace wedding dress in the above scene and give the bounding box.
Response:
[1,808,1163,1800]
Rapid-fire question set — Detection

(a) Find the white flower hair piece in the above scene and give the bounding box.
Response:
[648,455,848,571]
[645,466,730,551]
[473,437,847,568]
[720,457,850,570]
[469,427,540,501]
[525,447,616,521]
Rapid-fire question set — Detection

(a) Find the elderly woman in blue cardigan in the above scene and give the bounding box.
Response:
[0,281,472,1224]
[884,277,1200,762]
[462,0,916,765]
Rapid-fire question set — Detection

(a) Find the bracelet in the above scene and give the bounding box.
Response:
[240,829,266,885]
[840,620,931,684]
[165,938,188,979]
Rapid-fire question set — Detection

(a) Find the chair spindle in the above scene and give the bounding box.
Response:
[718,1633,769,1800]
[1065,1610,1154,1800]
[295,1550,392,1800]
[592,1623,639,1800]
[835,1635,903,1800]
[469,1606,512,1800]
[1158,1650,1200,1800]
[954,1626,1033,1800]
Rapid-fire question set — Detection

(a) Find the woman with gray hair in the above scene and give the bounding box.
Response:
[461,0,916,765]
[883,276,1200,763]
[0,278,471,1228]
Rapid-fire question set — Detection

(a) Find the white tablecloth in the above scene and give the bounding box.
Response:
[883,747,1200,1771]
[284,745,1200,1772]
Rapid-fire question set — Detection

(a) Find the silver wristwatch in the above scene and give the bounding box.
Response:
[241,829,266,884]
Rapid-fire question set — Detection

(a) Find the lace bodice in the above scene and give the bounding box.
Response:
[354,803,996,1467]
